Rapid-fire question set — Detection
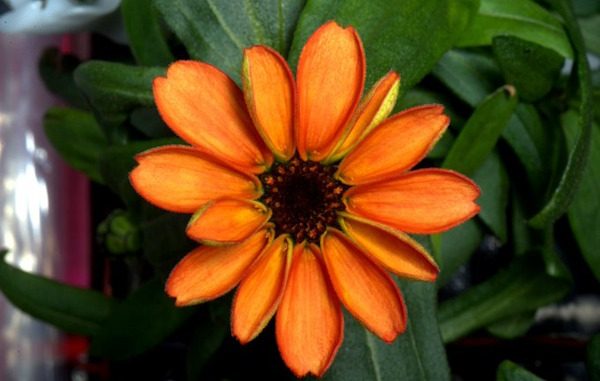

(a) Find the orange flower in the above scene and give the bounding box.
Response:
[130,21,480,377]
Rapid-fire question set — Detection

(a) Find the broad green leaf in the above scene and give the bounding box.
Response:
[438,253,570,343]
[98,138,182,209]
[432,49,502,107]
[455,0,574,59]
[0,249,115,337]
[472,151,509,242]
[89,279,196,360]
[486,311,536,339]
[44,107,109,183]
[497,360,545,381]
[588,333,600,381]
[580,14,600,55]
[153,0,306,83]
[529,0,593,228]
[74,61,165,142]
[74,61,162,113]
[38,48,87,109]
[492,36,564,102]
[321,281,449,381]
[564,111,600,281]
[288,0,479,96]
[502,103,553,196]
[433,219,485,287]
[121,0,174,66]
[443,86,518,176]
[130,107,172,138]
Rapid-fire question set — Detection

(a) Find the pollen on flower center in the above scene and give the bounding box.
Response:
[259,156,348,243]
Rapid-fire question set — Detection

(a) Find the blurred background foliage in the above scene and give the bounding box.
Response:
[1,0,599,380]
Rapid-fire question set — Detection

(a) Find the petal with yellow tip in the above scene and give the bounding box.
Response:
[276,243,343,378]
[344,169,481,234]
[327,71,400,162]
[242,46,296,161]
[232,235,292,343]
[186,198,271,245]
[130,146,261,213]
[297,21,365,161]
[154,60,272,173]
[321,229,406,342]
[337,105,449,185]
[165,229,273,306]
[339,213,439,281]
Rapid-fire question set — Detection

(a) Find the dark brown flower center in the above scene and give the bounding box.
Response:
[259,156,348,243]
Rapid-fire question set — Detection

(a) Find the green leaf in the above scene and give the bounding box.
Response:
[502,103,553,196]
[455,0,574,59]
[98,138,182,209]
[89,279,196,360]
[492,36,564,102]
[497,360,545,381]
[321,281,449,381]
[588,333,600,381]
[121,0,175,66]
[288,0,479,96]
[75,61,163,114]
[580,14,600,55]
[486,311,536,339]
[433,219,485,287]
[74,61,165,142]
[528,0,593,228]
[432,48,502,107]
[0,249,115,337]
[565,111,600,281]
[38,48,88,109]
[44,107,109,183]
[438,253,570,343]
[442,86,518,176]
[153,0,306,83]
[130,107,172,138]
[472,151,509,242]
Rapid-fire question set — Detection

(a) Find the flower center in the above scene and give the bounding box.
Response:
[259,156,348,243]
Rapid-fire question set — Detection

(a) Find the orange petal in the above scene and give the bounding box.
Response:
[339,213,439,281]
[242,46,296,161]
[165,229,273,306]
[154,60,273,173]
[130,146,261,213]
[344,169,481,234]
[186,198,271,245]
[232,235,292,343]
[321,229,406,342]
[337,105,450,185]
[297,21,365,161]
[276,243,343,378]
[326,71,400,163]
